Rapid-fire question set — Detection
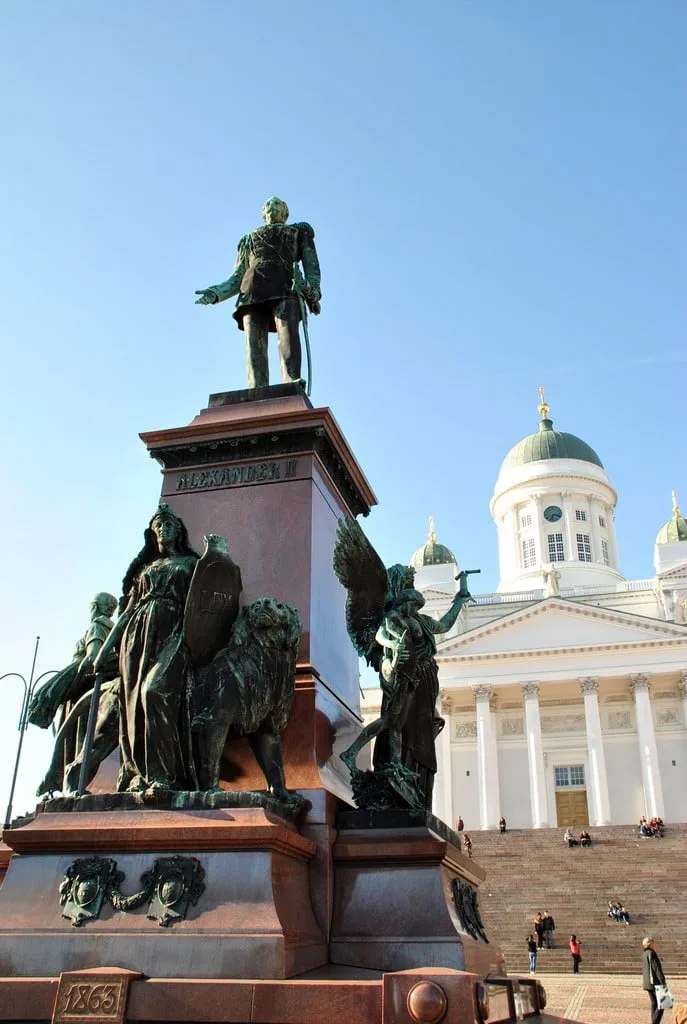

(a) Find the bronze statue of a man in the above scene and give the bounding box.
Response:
[195,197,321,389]
[29,593,119,733]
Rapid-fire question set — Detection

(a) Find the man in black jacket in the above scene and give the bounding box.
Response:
[542,911,555,948]
[642,937,667,1024]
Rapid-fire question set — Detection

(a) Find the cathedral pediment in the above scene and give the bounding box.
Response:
[421,586,454,599]
[657,562,687,581]
[438,598,687,657]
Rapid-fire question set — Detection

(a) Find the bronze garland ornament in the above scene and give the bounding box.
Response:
[59,855,205,927]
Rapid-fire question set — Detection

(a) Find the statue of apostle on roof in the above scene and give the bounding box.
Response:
[195,197,321,392]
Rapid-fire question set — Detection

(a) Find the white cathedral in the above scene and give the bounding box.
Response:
[365,392,687,830]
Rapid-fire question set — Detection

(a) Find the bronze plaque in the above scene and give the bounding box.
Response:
[52,969,138,1024]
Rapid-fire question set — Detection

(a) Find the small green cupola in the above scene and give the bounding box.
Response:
[410,517,457,568]
[656,492,687,545]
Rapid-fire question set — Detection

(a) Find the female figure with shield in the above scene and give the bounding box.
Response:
[94,504,199,793]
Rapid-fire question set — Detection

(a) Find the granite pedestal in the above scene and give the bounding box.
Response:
[0,387,585,1021]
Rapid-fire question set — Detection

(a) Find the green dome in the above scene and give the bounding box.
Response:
[410,520,456,568]
[656,506,687,544]
[410,540,457,568]
[501,418,604,472]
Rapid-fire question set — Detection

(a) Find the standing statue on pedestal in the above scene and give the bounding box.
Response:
[93,504,200,794]
[28,593,119,796]
[195,197,321,391]
[79,504,303,808]
[333,518,476,810]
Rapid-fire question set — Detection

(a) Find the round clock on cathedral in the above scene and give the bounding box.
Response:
[544,505,563,522]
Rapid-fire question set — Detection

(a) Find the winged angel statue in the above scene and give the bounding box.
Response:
[333,518,476,810]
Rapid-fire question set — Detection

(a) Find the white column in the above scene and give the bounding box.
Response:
[560,490,576,563]
[579,677,611,825]
[532,493,545,568]
[588,498,602,563]
[521,682,549,827]
[432,690,454,825]
[503,507,518,580]
[473,685,501,829]
[679,672,687,728]
[630,673,665,819]
[609,510,620,570]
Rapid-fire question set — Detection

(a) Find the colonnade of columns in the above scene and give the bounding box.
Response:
[442,673,674,829]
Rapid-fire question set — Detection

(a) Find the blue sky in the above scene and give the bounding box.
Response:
[0,1,685,818]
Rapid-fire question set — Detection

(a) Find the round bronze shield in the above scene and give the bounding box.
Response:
[75,878,99,907]
[159,877,184,907]
[183,535,242,666]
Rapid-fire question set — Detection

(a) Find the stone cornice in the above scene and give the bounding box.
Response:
[657,562,687,579]
[141,404,377,518]
[491,468,618,513]
[438,635,687,664]
[436,599,687,665]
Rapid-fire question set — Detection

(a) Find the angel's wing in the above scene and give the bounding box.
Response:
[333,517,388,661]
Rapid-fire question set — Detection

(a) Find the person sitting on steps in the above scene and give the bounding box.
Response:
[580,828,592,847]
[564,827,579,847]
[607,900,631,925]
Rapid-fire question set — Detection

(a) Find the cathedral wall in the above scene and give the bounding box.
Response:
[656,731,687,822]
[450,742,479,829]
[604,736,644,823]
[496,743,530,828]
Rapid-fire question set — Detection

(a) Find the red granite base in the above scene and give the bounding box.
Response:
[330,823,504,977]
[0,808,326,981]
[0,968,578,1023]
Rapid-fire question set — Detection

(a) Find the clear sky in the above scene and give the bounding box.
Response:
[0,1,685,820]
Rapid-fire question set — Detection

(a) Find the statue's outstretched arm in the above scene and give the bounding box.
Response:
[430,570,478,635]
[429,594,470,636]
[195,235,248,304]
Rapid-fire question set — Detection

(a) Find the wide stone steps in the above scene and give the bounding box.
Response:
[468,824,687,974]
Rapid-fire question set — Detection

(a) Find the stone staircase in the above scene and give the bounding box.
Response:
[470,824,687,975]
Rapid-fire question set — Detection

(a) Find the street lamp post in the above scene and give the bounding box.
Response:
[1,637,57,831]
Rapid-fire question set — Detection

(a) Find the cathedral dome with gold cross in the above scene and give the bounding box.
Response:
[656,492,687,546]
[491,388,622,594]
[499,387,603,473]
[410,518,457,568]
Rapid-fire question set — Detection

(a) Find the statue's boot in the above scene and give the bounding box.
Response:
[340,746,360,775]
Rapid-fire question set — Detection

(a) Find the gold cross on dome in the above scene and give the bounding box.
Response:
[538,386,550,419]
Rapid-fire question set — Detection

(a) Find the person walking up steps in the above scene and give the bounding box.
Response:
[527,934,537,974]
[569,934,582,973]
[642,937,672,1024]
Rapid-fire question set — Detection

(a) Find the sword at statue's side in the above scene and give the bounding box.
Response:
[292,268,313,398]
[76,673,104,796]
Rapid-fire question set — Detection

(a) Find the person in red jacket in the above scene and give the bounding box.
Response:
[569,934,582,973]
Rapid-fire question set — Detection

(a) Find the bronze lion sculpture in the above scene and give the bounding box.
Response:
[191,597,301,798]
